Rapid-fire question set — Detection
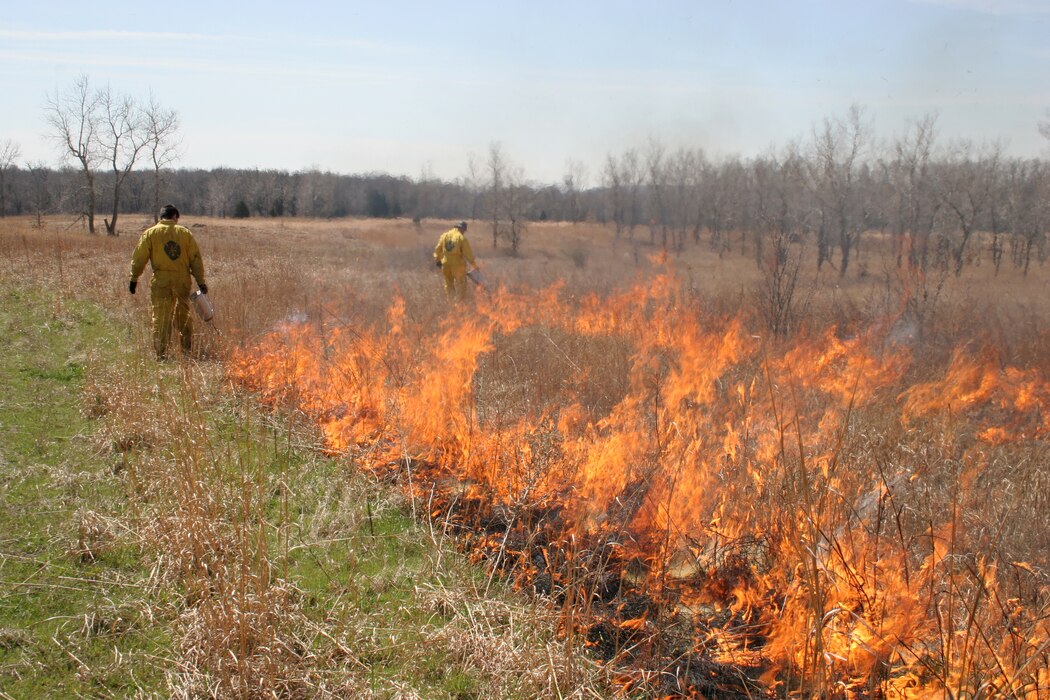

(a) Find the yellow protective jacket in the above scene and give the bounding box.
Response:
[130,219,206,289]
[434,228,476,272]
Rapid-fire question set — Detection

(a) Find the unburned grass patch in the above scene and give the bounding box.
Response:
[475,325,633,427]
[2,214,618,697]
[0,285,173,698]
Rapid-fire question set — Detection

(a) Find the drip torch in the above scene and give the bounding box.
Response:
[190,288,215,322]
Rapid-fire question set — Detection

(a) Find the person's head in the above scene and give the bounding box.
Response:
[160,204,180,221]
[456,220,467,232]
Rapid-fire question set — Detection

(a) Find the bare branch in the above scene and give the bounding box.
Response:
[98,84,148,234]
[43,74,102,232]
[0,138,22,217]
[144,90,182,221]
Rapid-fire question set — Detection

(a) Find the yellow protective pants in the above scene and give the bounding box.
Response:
[442,263,470,303]
[150,278,193,358]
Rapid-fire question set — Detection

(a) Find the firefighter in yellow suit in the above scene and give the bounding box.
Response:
[433,220,478,302]
[129,204,207,358]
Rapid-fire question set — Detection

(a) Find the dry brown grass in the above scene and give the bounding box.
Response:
[4,213,1049,697]
[1,214,625,698]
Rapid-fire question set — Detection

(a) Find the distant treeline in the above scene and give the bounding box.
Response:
[0,166,482,222]
[3,129,1049,277]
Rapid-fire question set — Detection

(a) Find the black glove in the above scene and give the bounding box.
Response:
[129,280,136,295]
[199,283,208,295]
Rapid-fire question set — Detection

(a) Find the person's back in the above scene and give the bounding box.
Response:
[132,219,203,286]
[436,228,473,270]
[433,221,477,302]
[129,204,207,358]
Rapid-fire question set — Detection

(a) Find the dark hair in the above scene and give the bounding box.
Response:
[160,204,180,220]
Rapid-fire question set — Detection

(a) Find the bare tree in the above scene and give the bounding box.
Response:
[933,139,1002,274]
[144,91,181,222]
[654,142,713,252]
[887,114,939,269]
[751,144,807,268]
[644,138,669,246]
[562,159,587,224]
[463,153,484,222]
[98,85,148,235]
[987,157,1011,273]
[0,139,21,217]
[752,145,811,336]
[807,104,872,276]
[622,148,644,239]
[603,148,650,241]
[209,167,240,217]
[1006,159,1048,275]
[668,147,705,249]
[25,161,52,227]
[500,164,531,255]
[481,143,530,255]
[602,153,626,238]
[486,141,506,248]
[750,155,775,266]
[244,167,296,217]
[44,74,102,233]
[702,159,744,257]
[413,162,436,225]
[755,234,810,338]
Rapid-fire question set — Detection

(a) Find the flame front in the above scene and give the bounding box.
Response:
[231,268,1049,697]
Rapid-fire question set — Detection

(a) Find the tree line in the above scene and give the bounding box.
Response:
[1,76,1048,278]
[599,108,1050,277]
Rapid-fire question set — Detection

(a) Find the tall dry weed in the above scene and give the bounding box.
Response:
[7,214,1049,697]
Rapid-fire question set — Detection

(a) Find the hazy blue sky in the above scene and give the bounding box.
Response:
[2,0,1048,183]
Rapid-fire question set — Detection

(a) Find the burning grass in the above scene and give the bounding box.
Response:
[229,230,1049,698]
[3,214,1049,697]
[1,215,618,698]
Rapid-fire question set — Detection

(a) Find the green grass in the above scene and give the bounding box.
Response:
[0,287,172,698]
[0,283,612,698]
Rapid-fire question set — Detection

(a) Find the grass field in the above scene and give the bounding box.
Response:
[1,214,1047,698]
[0,216,617,698]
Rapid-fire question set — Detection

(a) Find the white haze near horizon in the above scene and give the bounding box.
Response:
[1,0,1048,185]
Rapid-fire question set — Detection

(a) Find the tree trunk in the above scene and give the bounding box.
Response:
[84,170,97,234]
[106,190,121,235]
[153,168,162,223]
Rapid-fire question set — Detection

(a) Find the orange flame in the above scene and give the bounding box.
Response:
[230,266,1049,696]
